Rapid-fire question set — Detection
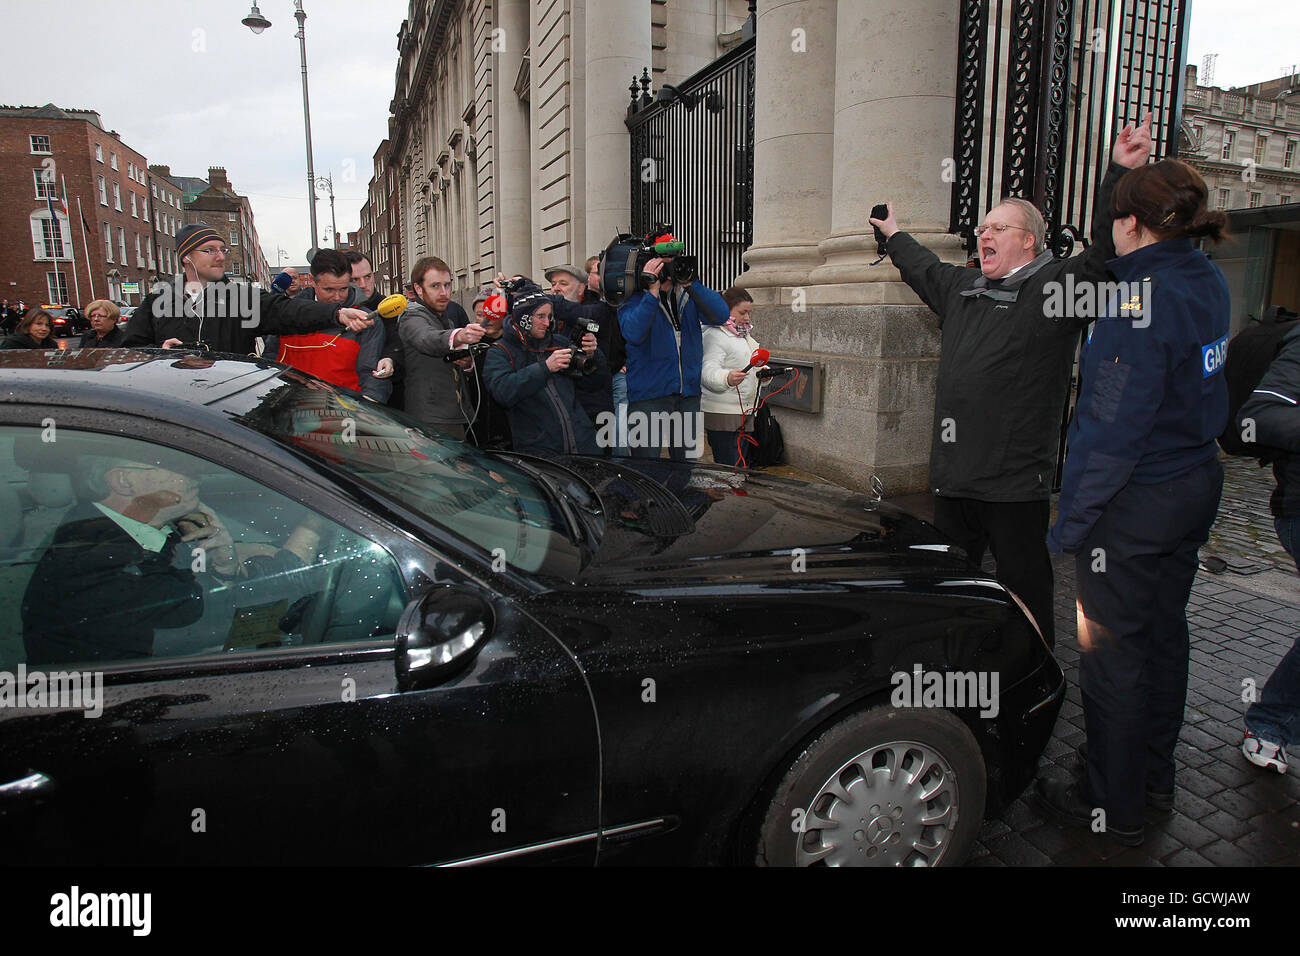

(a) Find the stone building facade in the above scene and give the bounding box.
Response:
[1179,65,1300,212]
[380,0,751,296]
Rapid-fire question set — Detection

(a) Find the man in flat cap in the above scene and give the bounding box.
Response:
[123,223,371,353]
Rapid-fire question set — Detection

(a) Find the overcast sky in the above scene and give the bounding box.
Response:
[3,1,1295,271]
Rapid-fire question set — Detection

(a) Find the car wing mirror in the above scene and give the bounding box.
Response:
[395,584,495,692]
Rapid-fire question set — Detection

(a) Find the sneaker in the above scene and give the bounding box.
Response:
[1034,776,1144,846]
[1241,733,1288,774]
[1073,743,1175,812]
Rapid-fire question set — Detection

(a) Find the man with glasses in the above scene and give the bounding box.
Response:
[123,223,372,353]
[866,116,1155,647]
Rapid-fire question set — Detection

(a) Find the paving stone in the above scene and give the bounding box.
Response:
[1164,847,1214,866]
[1156,813,1219,850]
[1206,786,1264,817]
[1232,829,1294,865]
[981,832,1053,867]
[1198,809,1255,841]
[1197,839,1256,866]
[1177,768,1226,799]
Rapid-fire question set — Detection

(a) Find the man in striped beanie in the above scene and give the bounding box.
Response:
[122,223,372,354]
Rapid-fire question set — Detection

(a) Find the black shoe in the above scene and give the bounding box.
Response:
[1073,743,1174,813]
[1034,776,1144,846]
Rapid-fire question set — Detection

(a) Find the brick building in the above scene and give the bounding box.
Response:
[146,165,186,280]
[0,104,158,306]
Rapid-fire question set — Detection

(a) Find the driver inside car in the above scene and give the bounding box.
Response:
[22,454,327,665]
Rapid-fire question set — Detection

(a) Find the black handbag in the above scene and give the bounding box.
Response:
[748,403,785,467]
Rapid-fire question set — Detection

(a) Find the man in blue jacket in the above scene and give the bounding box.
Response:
[617,256,729,460]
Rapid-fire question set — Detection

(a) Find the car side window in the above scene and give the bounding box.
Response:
[0,426,407,669]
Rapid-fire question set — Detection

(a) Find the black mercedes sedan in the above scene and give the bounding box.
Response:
[0,350,1063,866]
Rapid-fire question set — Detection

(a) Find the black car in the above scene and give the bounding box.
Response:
[0,350,1063,866]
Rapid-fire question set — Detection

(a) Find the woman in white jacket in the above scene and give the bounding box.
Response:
[701,288,761,466]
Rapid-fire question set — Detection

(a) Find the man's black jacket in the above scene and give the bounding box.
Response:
[23,505,203,665]
[121,278,346,354]
[887,160,1127,501]
[1238,323,1300,517]
[77,326,126,349]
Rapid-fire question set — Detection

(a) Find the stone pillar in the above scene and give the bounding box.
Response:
[807,0,964,288]
[497,0,533,277]
[739,0,836,289]
[745,0,961,495]
[584,0,652,256]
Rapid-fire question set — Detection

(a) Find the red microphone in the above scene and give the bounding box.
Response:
[741,348,770,373]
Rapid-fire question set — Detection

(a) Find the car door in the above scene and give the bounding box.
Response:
[0,417,600,865]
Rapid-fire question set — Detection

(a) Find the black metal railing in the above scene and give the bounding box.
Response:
[625,38,756,293]
[951,0,1190,255]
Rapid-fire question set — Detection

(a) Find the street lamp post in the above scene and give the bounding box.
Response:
[242,1,319,256]
[316,173,338,248]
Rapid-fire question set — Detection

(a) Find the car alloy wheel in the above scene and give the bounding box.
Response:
[795,740,960,866]
[756,706,986,867]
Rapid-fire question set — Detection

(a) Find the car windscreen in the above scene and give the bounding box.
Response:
[227,378,582,578]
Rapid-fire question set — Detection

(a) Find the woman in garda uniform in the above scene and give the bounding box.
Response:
[701,288,761,467]
[1036,159,1230,846]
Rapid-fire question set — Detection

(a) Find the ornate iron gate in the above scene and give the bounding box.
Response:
[951,0,1191,252]
[625,38,756,293]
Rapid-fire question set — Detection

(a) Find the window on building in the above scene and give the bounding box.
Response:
[29,212,68,260]
[46,272,69,305]
[151,183,157,198]
[155,211,161,230]
[118,226,127,264]
[1250,191,1263,208]
[230,231,239,247]
[29,134,50,154]
[1218,188,1231,208]
[1286,140,1297,169]
[33,169,56,200]
[95,144,104,163]
[128,163,134,180]
[135,233,143,267]
[113,183,122,211]
[103,222,113,262]
[228,212,237,222]
[1282,194,1293,205]
[1255,135,1269,165]
[1223,130,1236,161]
[110,152,118,170]
[130,193,138,217]
[98,176,108,206]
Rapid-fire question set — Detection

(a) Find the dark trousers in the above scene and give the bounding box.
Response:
[932,496,1056,648]
[1244,515,1300,747]
[628,394,701,462]
[1075,458,1223,829]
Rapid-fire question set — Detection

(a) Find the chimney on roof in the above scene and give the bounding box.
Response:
[208,166,230,190]
[149,164,171,178]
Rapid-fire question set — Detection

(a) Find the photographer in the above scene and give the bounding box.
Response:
[482,284,609,457]
[615,238,730,460]
[546,263,625,428]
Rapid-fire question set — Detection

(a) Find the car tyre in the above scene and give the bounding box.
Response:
[755,705,986,867]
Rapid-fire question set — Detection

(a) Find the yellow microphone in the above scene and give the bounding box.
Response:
[365,294,408,322]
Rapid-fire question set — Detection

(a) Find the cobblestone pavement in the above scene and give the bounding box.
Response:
[769,454,1299,863]
[966,456,1300,866]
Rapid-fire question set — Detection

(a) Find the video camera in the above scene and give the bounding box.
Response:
[598,225,698,306]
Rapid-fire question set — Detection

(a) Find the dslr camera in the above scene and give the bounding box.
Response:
[444,341,492,363]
